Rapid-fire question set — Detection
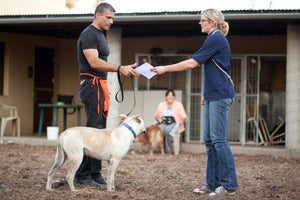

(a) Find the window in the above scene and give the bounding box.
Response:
[135,54,189,90]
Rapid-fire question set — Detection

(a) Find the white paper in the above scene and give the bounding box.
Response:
[135,62,157,79]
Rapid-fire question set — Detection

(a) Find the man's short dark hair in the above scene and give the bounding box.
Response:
[94,2,116,15]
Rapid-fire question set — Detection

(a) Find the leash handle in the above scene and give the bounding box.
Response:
[115,65,124,103]
[114,66,136,116]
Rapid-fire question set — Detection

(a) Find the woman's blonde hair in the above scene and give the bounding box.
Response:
[201,8,229,36]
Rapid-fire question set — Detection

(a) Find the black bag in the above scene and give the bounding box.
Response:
[162,116,175,125]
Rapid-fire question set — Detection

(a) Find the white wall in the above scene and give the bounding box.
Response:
[119,90,182,127]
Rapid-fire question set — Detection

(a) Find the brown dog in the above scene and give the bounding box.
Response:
[135,124,164,155]
[46,114,145,192]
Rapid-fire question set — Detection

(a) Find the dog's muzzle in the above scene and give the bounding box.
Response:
[142,127,146,133]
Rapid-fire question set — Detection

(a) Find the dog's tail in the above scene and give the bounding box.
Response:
[49,141,66,173]
[47,140,66,188]
[56,141,66,165]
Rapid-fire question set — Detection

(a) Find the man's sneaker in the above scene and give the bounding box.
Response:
[193,186,212,194]
[208,186,236,197]
[75,177,103,188]
[93,175,106,185]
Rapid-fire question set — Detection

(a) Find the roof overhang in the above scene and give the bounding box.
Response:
[0,10,299,38]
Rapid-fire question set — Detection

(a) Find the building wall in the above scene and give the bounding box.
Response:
[0,31,286,136]
[119,90,182,127]
[230,35,286,54]
[121,35,286,65]
[55,38,84,131]
[0,32,61,135]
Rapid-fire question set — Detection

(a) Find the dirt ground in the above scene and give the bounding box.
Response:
[0,142,299,200]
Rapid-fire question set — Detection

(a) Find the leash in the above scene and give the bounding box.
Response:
[115,66,124,103]
[211,58,234,86]
[115,68,136,116]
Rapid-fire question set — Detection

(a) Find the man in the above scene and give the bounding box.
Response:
[76,3,139,187]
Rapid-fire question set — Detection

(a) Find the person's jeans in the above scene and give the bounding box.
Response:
[158,122,180,152]
[203,97,238,191]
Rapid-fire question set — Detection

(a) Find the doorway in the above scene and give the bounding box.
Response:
[33,46,55,134]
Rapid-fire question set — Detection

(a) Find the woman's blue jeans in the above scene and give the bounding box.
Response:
[203,97,238,191]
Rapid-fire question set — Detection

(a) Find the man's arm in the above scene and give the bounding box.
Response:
[83,48,139,77]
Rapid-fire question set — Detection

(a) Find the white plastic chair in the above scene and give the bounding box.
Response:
[0,102,20,137]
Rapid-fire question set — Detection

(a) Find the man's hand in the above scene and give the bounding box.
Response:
[119,63,139,77]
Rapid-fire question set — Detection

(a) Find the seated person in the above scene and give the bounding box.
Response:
[154,89,187,153]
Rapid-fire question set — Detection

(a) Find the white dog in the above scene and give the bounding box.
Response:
[46,114,145,192]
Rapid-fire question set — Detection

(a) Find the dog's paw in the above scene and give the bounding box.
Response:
[130,150,136,155]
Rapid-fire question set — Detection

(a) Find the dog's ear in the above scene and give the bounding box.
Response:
[119,114,127,122]
[134,115,141,123]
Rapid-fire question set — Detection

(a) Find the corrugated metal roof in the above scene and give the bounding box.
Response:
[0,10,299,38]
[0,10,299,24]
[0,9,300,17]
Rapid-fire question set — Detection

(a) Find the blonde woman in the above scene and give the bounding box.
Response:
[151,9,238,196]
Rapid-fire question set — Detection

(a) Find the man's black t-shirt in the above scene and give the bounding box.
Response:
[77,25,109,80]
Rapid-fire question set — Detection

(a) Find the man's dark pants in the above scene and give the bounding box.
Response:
[76,78,106,181]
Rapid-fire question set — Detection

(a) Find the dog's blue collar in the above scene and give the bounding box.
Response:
[121,123,136,138]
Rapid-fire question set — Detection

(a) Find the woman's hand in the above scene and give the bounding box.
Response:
[201,98,205,105]
[150,66,167,75]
